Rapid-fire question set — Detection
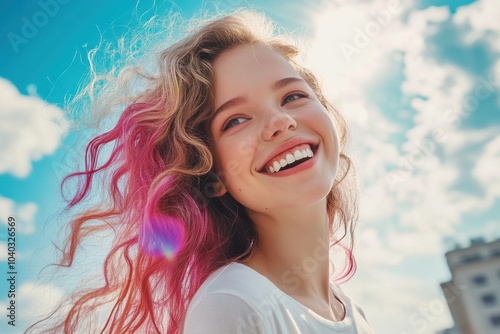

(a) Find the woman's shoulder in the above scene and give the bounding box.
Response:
[182,262,283,334]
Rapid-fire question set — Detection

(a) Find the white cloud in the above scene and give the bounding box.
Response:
[305,0,409,105]
[0,302,7,318]
[441,126,499,156]
[495,59,500,83]
[0,78,69,178]
[359,178,396,224]
[387,229,443,256]
[453,0,500,50]
[356,228,403,266]
[0,196,37,234]
[19,282,65,318]
[473,136,500,202]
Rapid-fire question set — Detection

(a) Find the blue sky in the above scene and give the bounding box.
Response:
[0,0,499,333]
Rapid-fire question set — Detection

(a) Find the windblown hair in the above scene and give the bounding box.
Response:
[29,10,358,334]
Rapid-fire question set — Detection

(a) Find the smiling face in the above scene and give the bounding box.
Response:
[209,44,339,215]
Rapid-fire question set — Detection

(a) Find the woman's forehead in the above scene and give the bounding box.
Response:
[216,45,295,73]
[212,44,299,95]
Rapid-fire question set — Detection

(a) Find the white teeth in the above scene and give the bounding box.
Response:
[294,150,303,160]
[267,146,315,173]
[273,161,281,172]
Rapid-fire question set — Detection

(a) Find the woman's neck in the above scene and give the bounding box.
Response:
[243,199,331,304]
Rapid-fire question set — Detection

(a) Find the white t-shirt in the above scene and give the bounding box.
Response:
[182,262,375,333]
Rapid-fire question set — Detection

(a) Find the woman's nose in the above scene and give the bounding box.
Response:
[261,111,297,141]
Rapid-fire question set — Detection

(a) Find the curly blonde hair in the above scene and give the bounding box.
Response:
[28,10,358,334]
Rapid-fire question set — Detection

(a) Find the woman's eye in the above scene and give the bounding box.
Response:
[222,117,247,131]
[282,92,307,105]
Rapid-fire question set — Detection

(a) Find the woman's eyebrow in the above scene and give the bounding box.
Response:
[272,76,304,91]
[214,77,305,117]
[214,96,248,118]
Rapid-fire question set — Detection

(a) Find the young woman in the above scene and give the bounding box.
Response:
[31,10,374,334]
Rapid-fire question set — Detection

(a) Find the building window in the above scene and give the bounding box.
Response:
[472,274,488,286]
[492,249,500,257]
[491,314,500,326]
[482,294,497,306]
[461,253,482,263]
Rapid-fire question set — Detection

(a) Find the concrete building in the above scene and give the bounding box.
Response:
[441,238,500,334]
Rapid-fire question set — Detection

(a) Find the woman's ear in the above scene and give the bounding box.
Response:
[204,171,227,198]
[210,179,227,197]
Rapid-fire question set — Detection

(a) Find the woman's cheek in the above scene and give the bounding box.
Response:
[225,159,244,177]
[236,133,258,163]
